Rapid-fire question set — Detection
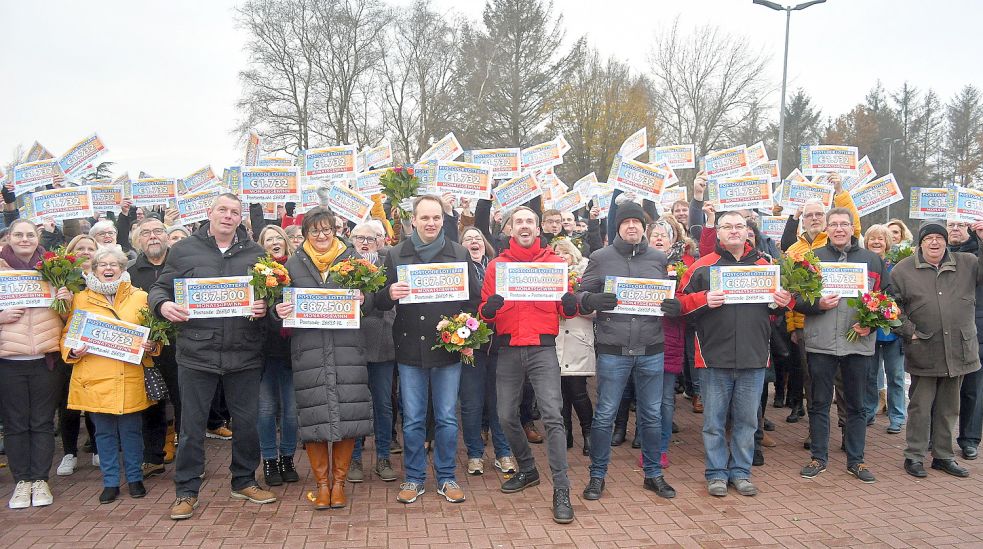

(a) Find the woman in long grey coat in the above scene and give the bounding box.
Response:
[274,207,373,510]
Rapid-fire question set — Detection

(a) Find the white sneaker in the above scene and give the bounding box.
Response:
[8,481,31,509]
[31,480,53,507]
[92,454,101,467]
[467,457,484,475]
[57,454,78,476]
[495,456,518,474]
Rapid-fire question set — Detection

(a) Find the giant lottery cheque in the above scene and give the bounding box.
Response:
[236,167,301,202]
[780,179,834,212]
[704,146,751,180]
[494,262,567,301]
[946,186,983,223]
[396,262,470,304]
[128,178,177,207]
[521,139,564,172]
[324,183,373,224]
[709,265,781,304]
[25,186,94,222]
[174,277,254,318]
[819,262,867,297]
[613,159,671,202]
[64,310,150,365]
[851,174,903,217]
[58,133,107,179]
[303,145,357,181]
[419,132,463,163]
[90,184,123,214]
[0,271,53,309]
[492,173,542,211]
[177,187,223,225]
[649,145,696,170]
[282,288,360,329]
[909,187,948,220]
[708,175,772,211]
[13,158,60,195]
[603,276,676,316]
[464,148,521,180]
[435,161,493,200]
[805,145,859,175]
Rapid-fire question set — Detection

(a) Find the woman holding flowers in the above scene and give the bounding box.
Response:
[273,207,373,510]
[61,247,160,504]
[864,224,906,434]
[0,219,74,509]
[255,225,300,487]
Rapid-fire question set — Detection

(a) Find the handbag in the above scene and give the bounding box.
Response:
[103,305,169,401]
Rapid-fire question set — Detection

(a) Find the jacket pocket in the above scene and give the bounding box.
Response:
[961,327,979,364]
[905,331,935,371]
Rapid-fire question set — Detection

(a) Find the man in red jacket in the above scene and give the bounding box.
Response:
[480,206,579,524]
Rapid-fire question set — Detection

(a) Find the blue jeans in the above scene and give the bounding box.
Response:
[90,412,144,487]
[258,356,298,460]
[660,373,677,455]
[590,353,665,479]
[869,339,906,427]
[460,350,511,459]
[398,362,461,485]
[353,361,395,462]
[701,367,765,482]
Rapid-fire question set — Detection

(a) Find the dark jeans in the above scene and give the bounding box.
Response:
[0,358,60,482]
[174,367,262,497]
[560,376,593,434]
[682,326,700,396]
[142,359,181,464]
[957,348,983,449]
[807,353,869,467]
[90,412,144,487]
[258,356,297,460]
[460,350,511,460]
[353,361,395,462]
[519,380,536,425]
[497,346,569,489]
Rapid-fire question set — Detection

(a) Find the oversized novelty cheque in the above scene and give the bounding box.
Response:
[759,216,788,242]
[850,174,903,217]
[396,262,470,304]
[751,160,781,184]
[494,262,567,301]
[709,265,781,304]
[909,187,948,220]
[174,277,254,318]
[746,141,769,169]
[552,189,590,214]
[660,186,687,208]
[603,276,676,316]
[612,158,671,202]
[180,166,219,193]
[419,132,463,163]
[0,271,53,309]
[819,262,868,297]
[25,141,54,163]
[24,187,94,222]
[521,139,564,172]
[235,166,301,203]
[354,168,387,195]
[464,148,521,180]
[708,175,773,211]
[89,184,123,214]
[805,145,859,175]
[492,172,542,212]
[946,185,983,223]
[127,178,177,207]
[841,156,876,192]
[619,128,648,160]
[58,133,107,179]
[282,288,360,329]
[704,145,751,180]
[780,178,835,212]
[13,159,61,195]
[303,145,357,181]
[359,140,394,171]
[435,161,493,200]
[649,144,696,170]
[323,182,373,224]
[64,310,150,365]
[176,187,223,225]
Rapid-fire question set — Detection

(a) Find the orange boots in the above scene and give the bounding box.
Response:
[305,439,356,510]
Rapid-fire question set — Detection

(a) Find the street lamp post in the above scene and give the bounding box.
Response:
[883,137,902,222]
[754,0,827,177]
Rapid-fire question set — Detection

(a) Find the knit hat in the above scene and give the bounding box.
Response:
[615,202,647,230]
[918,220,948,245]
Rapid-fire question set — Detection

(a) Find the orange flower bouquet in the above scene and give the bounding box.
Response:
[845,291,902,342]
[328,257,387,293]
[250,255,290,305]
[432,312,492,366]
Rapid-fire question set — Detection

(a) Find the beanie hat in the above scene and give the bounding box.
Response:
[918,220,947,245]
[615,202,647,230]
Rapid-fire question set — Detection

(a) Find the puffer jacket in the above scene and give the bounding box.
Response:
[61,283,159,414]
[361,249,396,364]
[794,237,889,357]
[890,249,983,378]
[0,258,63,358]
[578,235,667,356]
[148,223,267,373]
[283,245,373,442]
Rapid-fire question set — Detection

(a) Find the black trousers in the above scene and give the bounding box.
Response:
[142,359,181,464]
[561,376,594,433]
[0,359,60,482]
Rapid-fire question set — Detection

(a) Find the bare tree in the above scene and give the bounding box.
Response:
[647,19,772,157]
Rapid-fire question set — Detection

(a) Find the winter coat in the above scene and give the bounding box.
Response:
[148,223,267,374]
[0,258,63,358]
[373,237,481,368]
[555,259,594,375]
[794,238,889,357]
[283,245,373,442]
[890,249,983,378]
[360,249,396,364]
[948,235,983,345]
[61,283,159,414]
[578,236,667,356]
[128,251,179,369]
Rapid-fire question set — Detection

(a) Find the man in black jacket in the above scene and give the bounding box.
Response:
[149,194,275,520]
[948,221,983,460]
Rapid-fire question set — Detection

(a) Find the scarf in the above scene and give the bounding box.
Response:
[304,238,346,274]
[411,229,446,263]
[0,244,44,270]
[84,271,130,298]
[506,237,546,261]
[272,254,288,265]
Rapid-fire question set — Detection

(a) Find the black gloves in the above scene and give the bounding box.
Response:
[660,298,682,317]
[481,294,505,318]
[582,292,619,312]
[561,292,578,316]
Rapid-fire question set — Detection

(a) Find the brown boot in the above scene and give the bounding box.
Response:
[878,389,887,415]
[692,395,704,414]
[305,442,332,510]
[330,439,355,508]
[163,425,177,464]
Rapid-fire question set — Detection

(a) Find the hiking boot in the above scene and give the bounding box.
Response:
[524,423,544,443]
[279,455,299,483]
[374,458,397,481]
[552,488,574,524]
[582,477,604,500]
[169,496,199,520]
[263,458,283,486]
[142,462,166,478]
[231,485,276,504]
[692,395,704,413]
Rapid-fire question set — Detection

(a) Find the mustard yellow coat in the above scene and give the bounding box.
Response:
[61,282,159,415]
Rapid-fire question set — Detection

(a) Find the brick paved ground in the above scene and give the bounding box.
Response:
[2,391,982,548]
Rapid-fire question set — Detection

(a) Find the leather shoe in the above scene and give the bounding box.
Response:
[501,469,540,493]
[931,458,970,478]
[99,486,120,504]
[692,395,704,413]
[763,418,775,431]
[961,446,978,460]
[523,423,544,444]
[631,434,641,449]
[786,403,804,423]
[904,459,927,478]
[611,429,626,447]
[752,449,765,466]
[552,488,574,524]
[643,476,676,499]
[128,481,147,498]
[582,477,604,500]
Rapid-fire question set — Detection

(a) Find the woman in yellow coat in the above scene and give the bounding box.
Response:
[61,247,159,504]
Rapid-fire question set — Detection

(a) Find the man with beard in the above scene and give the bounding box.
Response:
[947,220,983,461]
[128,218,179,476]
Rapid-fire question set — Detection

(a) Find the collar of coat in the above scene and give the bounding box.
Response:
[296,245,359,286]
[612,235,649,257]
[83,282,137,311]
[193,222,249,254]
[914,249,957,272]
[714,240,760,263]
[133,249,168,271]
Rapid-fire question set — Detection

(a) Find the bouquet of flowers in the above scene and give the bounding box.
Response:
[670,261,689,279]
[139,307,177,346]
[885,241,913,265]
[432,312,493,366]
[250,255,291,304]
[329,257,387,293]
[36,247,84,314]
[568,270,582,292]
[845,291,902,342]
[779,251,823,305]
[379,165,419,221]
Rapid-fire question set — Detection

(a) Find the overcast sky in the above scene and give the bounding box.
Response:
[1,0,980,177]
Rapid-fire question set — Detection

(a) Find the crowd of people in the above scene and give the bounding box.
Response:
[0,169,981,525]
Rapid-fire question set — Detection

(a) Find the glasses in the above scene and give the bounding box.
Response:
[947,222,969,229]
[718,224,747,232]
[802,212,825,219]
[95,230,117,238]
[352,235,377,244]
[827,222,853,229]
[94,262,124,269]
[139,228,166,237]
[308,228,335,238]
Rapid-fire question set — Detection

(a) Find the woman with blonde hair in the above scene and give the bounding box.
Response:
[886,219,913,246]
